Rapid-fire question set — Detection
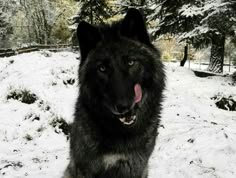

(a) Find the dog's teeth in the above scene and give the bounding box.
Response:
[119,115,136,125]
[123,119,134,125]
[132,115,136,120]
[119,118,126,123]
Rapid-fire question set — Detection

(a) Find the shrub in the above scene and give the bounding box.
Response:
[7,89,38,104]
[50,117,70,136]
[25,113,40,121]
[24,134,33,141]
[63,78,75,86]
[211,94,236,111]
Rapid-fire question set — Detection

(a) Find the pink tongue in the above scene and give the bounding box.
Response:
[134,84,142,103]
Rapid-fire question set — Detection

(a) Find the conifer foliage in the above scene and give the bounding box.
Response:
[155,0,236,73]
[74,0,115,24]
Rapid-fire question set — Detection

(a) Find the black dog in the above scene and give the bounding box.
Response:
[63,8,165,178]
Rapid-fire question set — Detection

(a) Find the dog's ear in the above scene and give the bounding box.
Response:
[77,21,101,64]
[120,8,150,45]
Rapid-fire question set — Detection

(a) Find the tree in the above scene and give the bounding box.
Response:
[182,0,236,73]
[0,12,9,48]
[155,0,236,73]
[73,0,115,24]
[73,0,154,24]
[111,0,156,23]
[50,0,79,43]
[200,0,236,73]
[19,0,58,44]
[152,0,201,66]
[0,0,79,47]
[12,0,78,45]
[113,0,148,14]
[0,1,13,48]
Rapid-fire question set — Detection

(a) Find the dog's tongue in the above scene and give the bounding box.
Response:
[134,84,142,103]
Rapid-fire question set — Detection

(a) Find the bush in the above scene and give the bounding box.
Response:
[211,94,236,111]
[7,89,38,104]
[37,100,51,111]
[162,51,174,62]
[24,134,33,141]
[50,117,70,136]
[25,113,40,121]
[63,78,75,86]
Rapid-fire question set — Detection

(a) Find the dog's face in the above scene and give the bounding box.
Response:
[85,40,155,126]
[77,9,160,126]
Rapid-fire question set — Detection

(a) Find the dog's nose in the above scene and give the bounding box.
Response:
[115,103,130,114]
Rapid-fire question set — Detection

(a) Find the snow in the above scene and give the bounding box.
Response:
[0,51,78,177]
[149,63,236,178]
[177,24,210,41]
[0,51,236,178]
[179,4,204,17]
[179,0,230,18]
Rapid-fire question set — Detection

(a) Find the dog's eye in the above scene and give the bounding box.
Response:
[128,60,135,66]
[98,65,106,72]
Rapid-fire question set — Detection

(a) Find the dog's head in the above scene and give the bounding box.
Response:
[77,9,164,127]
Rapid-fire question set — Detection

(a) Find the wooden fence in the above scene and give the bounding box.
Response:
[0,44,79,57]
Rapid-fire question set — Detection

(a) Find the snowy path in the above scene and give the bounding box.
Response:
[0,52,236,178]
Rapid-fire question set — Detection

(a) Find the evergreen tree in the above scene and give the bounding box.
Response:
[70,0,115,45]
[155,0,236,73]
[154,0,200,36]
[74,0,115,24]
[186,0,236,73]
[114,0,155,23]
[152,0,201,66]
[202,0,236,73]
[115,0,148,14]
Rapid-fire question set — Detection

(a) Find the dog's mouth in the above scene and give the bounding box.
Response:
[116,110,137,126]
[115,84,142,126]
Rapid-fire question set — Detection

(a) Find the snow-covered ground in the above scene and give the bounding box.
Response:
[184,61,236,75]
[0,51,235,178]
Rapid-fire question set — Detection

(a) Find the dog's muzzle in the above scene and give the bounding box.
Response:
[116,83,142,126]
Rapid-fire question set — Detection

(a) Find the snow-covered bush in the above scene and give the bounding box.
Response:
[50,116,70,136]
[6,89,38,104]
[211,94,236,111]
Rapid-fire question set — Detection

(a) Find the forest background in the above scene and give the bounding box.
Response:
[0,0,235,73]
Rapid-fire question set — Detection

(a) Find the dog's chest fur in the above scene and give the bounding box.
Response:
[103,153,127,169]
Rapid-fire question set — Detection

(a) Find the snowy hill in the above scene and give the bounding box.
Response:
[0,51,235,178]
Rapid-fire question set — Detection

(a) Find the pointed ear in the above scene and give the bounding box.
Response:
[77,21,101,64]
[120,8,150,45]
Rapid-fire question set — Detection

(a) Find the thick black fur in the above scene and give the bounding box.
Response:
[63,8,165,178]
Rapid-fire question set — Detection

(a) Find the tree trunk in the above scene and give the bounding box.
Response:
[90,6,93,24]
[207,34,225,73]
[180,44,188,67]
